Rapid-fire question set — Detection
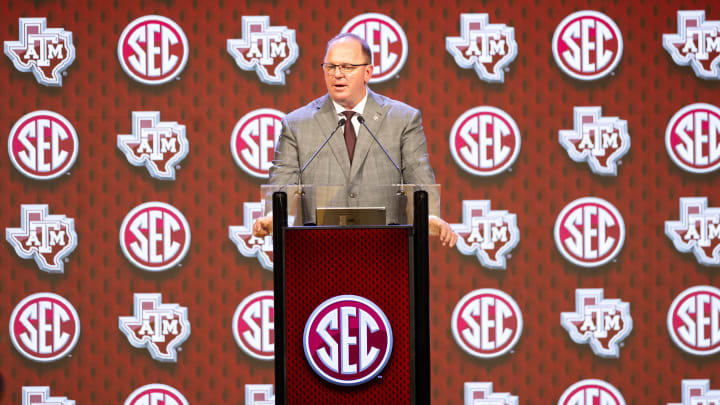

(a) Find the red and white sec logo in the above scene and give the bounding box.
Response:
[557,379,626,405]
[231,108,284,179]
[667,286,720,356]
[124,384,189,405]
[233,290,274,360]
[117,15,189,85]
[341,13,408,83]
[8,110,78,180]
[665,103,720,174]
[119,202,191,271]
[552,11,623,81]
[451,289,523,358]
[9,292,80,362]
[449,106,521,176]
[303,295,392,386]
[554,197,625,268]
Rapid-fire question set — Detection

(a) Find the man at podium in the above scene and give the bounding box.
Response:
[253,33,456,248]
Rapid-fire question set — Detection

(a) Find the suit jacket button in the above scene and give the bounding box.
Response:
[349,193,356,198]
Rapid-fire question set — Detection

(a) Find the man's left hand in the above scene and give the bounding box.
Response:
[429,216,458,248]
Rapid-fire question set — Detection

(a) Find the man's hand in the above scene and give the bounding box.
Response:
[429,216,458,248]
[253,214,457,246]
[252,215,273,238]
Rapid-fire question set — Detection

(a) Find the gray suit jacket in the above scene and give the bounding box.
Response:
[269,89,436,222]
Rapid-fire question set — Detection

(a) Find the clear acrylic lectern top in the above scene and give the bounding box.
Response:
[260,184,440,226]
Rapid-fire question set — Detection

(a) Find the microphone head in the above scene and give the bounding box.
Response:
[356,115,365,124]
[338,117,347,126]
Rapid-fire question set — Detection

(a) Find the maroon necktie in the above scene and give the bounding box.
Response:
[341,111,356,163]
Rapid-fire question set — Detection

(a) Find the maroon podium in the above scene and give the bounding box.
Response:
[267,185,435,405]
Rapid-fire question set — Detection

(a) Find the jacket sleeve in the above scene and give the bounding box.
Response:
[269,116,300,186]
[400,109,436,185]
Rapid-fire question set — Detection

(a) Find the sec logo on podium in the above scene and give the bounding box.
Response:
[303,295,393,386]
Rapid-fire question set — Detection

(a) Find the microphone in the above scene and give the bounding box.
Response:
[297,118,345,226]
[299,117,346,184]
[357,115,407,225]
[357,115,404,185]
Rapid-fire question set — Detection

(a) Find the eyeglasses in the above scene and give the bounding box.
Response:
[320,63,370,75]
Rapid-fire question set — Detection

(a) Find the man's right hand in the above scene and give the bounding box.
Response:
[252,215,273,238]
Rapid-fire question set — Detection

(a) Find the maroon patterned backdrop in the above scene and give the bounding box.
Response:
[1,0,718,404]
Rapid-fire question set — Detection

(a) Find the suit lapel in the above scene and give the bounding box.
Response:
[350,89,388,180]
[312,96,351,181]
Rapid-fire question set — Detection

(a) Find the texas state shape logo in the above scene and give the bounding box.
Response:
[117,111,188,180]
[227,16,298,85]
[446,13,517,83]
[559,106,630,176]
[4,18,75,86]
[663,11,720,80]
[450,200,519,270]
[665,197,720,266]
[119,293,190,362]
[6,204,77,273]
[561,288,632,358]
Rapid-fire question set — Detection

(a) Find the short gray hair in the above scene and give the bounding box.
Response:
[326,33,372,64]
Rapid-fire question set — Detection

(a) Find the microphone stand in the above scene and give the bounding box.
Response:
[296,117,346,225]
[357,115,405,191]
[357,115,407,224]
[299,117,347,186]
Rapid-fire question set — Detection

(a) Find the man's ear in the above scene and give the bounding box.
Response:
[364,64,374,84]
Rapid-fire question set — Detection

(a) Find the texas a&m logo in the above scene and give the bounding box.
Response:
[561,289,632,358]
[558,379,626,405]
[666,197,720,266]
[554,197,625,268]
[245,385,275,405]
[450,200,519,270]
[6,204,77,273]
[449,106,521,176]
[303,295,393,386]
[4,18,75,86]
[233,291,274,360]
[124,384,189,405]
[8,110,78,180]
[341,13,408,83]
[663,11,720,80]
[119,293,190,362]
[117,111,188,180]
[667,286,720,356]
[464,382,518,405]
[119,202,191,272]
[552,11,623,81]
[559,107,630,176]
[446,13,517,83]
[227,16,298,85]
[229,202,274,270]
[452,289,523,359]
[118,15,188,85]
[231,108,284,178]
[665,103,720,174]
[10,293,80,363]
[668,379,720,405]
[22,386,75,405]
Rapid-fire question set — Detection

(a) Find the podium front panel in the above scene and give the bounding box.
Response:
[283,226,412,404]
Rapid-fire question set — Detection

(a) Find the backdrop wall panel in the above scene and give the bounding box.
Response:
[1,0,718,404]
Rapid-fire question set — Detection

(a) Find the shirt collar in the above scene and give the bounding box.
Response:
[331,90,368,117]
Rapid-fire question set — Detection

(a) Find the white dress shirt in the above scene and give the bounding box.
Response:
[330,91,369,137]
